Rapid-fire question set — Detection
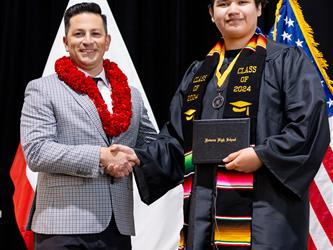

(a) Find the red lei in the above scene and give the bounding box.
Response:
[55,56,132,137]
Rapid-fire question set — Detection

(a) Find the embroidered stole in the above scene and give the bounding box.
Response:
[180,32,267,249]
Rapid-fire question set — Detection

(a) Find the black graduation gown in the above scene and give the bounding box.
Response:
[134,39,330,250]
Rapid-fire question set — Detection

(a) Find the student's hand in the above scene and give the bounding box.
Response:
[223,147,263,173]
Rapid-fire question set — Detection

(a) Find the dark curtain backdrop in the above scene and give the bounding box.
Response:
[1,0,332,248]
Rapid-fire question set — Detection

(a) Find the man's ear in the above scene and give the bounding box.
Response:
[105,34,111,51]
[63,36,69,52]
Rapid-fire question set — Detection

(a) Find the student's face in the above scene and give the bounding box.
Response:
[209,0,261,42]
[63,13,110,74]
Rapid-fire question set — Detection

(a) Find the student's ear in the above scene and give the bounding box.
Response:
[257,3,262,17]
[209,6,215,23]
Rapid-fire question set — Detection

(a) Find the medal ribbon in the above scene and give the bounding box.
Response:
[215,48,241,88]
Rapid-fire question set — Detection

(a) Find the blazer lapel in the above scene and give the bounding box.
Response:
[60,81,110,145]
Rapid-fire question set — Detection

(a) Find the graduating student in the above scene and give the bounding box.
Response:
[114,0,330,249]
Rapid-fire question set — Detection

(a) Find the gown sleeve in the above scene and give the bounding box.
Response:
[254,46,330,198]
[133,61,202,204]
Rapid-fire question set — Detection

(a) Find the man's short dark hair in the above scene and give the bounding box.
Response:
[64,2,108,35]
[209,0,268,9]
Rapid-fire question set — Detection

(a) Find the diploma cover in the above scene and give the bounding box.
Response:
[192,118,250,164]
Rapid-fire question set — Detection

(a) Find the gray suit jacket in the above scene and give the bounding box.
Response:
[20,73,157,235]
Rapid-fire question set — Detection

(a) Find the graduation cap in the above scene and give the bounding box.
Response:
[184,109,197,121]
[229,101,252,116]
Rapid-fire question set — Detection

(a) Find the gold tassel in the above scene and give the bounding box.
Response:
[272,0,283,41]
[289,0,333,94]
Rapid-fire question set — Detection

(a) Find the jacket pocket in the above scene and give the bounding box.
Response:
[46,173,85,187]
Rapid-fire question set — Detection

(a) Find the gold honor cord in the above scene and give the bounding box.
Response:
[215,48,241,88]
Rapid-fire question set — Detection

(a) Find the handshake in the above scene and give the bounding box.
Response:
[100,144,140,178]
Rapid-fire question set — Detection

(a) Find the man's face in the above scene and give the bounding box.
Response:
[209,0,261,43]
[63,13,110,74]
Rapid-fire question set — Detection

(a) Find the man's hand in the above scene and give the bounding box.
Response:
[223,147,263,173]
[100,144,140,177]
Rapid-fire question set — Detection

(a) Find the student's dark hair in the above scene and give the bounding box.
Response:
[209,0,268,9]
[64,2,107,35]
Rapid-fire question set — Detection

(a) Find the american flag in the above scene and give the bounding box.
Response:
[269,0,333,249]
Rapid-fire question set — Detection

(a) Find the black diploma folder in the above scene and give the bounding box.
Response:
[192,118,250,164]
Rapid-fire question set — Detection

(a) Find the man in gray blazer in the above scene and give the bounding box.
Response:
[20,2,156,249]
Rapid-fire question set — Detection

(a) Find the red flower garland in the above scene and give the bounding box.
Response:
[55,56,132,137]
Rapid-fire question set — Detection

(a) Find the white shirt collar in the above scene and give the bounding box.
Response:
[79,68,110,88]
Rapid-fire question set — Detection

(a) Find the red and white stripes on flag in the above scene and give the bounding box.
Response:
[309,138,333,249]
[10,145,34,250]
